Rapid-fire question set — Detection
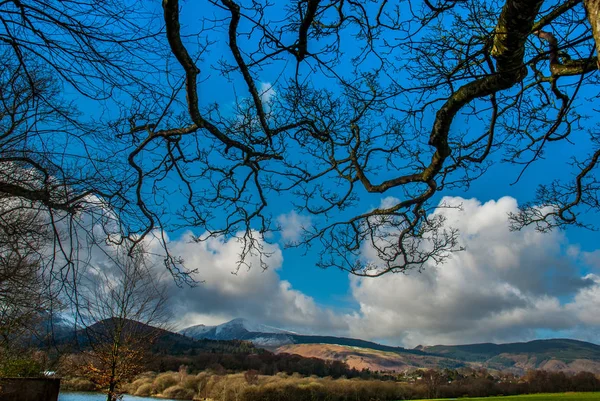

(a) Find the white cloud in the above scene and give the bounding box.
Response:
[345,196,599,346]
[145,196,600,346]
[59,194,600,348]
[582,250,600,270]
[277,211,312,243]
[568,274,600,325]
[146,231,346,333]
[259,82,276,104]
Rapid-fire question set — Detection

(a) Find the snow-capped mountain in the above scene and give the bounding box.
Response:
[179,323,214,339]
[39,310,85,337]
[178,318,427,352]
[179,318,296,347]
[215,318,294,336]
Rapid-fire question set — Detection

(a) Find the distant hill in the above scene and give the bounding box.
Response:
[418,339,600,374]
[180,318,600,374]
[52,318,369,379]
[79,318,197,352]
[47,317,260,358]
[179,318,296,347]
[48,316,600,375]
[280,339,600,374]
[276,343,463,372]
[418,339,600,362]
[288,334,428,356]
[179,318,426,354]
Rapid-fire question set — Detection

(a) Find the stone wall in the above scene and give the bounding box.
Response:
[0,378,60,401]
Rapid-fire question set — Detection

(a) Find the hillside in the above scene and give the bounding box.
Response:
[278,339,600,374]
[52,318,368,378]
[50,318,259,357]
[179,318,427,354]
[276,343,463,372]
[179,318,296,347]
[419,339,600,362]
[420,339,600,374]
[180,318,600,374]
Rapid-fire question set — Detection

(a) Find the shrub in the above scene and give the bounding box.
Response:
[153,372,179,393]
[135,383,154,397]
[0,357,42,377]
[61,377,96,392]
[162,384,195,400]
[244,369,259,385]
[126,376,153,395]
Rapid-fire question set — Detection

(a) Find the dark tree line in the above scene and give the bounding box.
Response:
[417,368,600,399]
[145,349,368,380]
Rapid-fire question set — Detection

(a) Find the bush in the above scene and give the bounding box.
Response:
[135,383,154,397]
[119,367,600,401]
[61,377,96,392]
[0,357,42,378]
[244,369,259,385]
[181,373,208,392]
[153,372,178,393]
[162,384,195,400]
[126,376,153,395]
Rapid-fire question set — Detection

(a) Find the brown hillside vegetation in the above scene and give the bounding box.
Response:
[535,358,600,374]
[469,354,600,374]
[275,344,449,372]
[277,344,600,375]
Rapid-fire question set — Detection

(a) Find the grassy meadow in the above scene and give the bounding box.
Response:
[422,393,600,401]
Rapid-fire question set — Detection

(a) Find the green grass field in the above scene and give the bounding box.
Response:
[421,393,600,401]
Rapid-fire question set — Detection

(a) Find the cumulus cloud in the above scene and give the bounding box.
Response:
[71,195,600,347]
[39,197,341,335]
[277,211,311,242]
[145,232,346,333]
[568,274,600,326]
[582,250,600,270]
[346,196,600,347]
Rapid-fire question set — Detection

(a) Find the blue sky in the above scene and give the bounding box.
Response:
[62,1,600,346]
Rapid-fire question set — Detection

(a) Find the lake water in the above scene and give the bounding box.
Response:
[59,392,176,401]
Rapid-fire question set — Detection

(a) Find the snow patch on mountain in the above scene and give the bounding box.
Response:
[178,317,296,345]
[180,324,215,338]
[250,335,295,347]
[215,318,294,335]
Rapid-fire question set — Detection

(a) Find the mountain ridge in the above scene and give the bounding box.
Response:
[179,318,426,353]
[179,318,600,374]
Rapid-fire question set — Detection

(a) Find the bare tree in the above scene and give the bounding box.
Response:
[120,0,598,276]
[422,369,447,399]
[74,246,169,401]
[1,0,599,287]
[0,0,192,290]
[0,201,51,348]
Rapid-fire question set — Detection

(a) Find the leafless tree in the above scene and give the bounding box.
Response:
[0,0,189,317]
[1,0,600,288]
[128,0,598,276]
[74,245,169,401]
[0,202,51,348]
[422,369,447,399]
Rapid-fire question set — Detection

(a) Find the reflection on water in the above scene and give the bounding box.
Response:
[59,392,176,401]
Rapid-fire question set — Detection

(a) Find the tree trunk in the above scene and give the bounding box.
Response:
[107,381,116,401]
[584,0,600,68]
